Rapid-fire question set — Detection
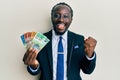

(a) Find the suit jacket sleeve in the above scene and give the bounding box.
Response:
[80,52,96,74]
[27,65,40,75]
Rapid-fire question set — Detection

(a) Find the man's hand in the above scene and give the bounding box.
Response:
[23,48,39,69]
[84,37,97,58]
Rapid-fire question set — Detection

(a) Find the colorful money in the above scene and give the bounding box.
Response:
[20,31,50,51]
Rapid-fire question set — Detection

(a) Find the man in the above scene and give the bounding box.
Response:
[23,2,97,80]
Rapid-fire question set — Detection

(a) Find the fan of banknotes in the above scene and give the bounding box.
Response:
[20,31,50,51]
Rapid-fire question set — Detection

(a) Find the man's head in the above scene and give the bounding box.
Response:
[51,2,73,35]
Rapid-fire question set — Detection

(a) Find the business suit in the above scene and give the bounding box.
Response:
[27,30,96,80]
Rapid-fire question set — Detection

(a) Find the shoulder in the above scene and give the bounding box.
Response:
[43,30,52,40]
[68,31,85,46]
[68,30,84,40]
[43,30,52,36]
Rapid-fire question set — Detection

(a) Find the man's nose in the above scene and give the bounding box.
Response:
[58,17,64,22]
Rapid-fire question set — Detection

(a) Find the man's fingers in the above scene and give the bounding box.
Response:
[24,49,36,65]
[23,48,32,62]
[88,37,97,43]
[84,37,97,47]
[88,36,93,39]
[29,50,38,65]
[23,48,39,65]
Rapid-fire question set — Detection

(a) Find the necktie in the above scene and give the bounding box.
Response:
[56,36,64,80]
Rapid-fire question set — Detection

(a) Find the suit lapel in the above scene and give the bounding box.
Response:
[67,31,74,70]
[47,41,53,73]
[45,30,53,74]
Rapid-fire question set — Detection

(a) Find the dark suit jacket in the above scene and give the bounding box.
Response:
[27,30,96,80]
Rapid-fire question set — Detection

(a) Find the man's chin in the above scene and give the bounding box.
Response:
[55,31,65,35]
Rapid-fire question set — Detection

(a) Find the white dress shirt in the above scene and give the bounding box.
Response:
[52,30,68,80]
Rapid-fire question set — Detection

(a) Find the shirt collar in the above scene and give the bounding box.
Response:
[52,29,67,41]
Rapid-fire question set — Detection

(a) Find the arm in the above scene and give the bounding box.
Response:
[81,52,96,74]
[81,37,97,74]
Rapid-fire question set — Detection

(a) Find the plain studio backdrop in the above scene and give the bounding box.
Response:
[0,0,120,80]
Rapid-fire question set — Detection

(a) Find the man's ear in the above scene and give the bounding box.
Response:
[70,18,73,23]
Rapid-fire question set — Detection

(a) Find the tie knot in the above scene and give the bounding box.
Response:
[59,36,62,40]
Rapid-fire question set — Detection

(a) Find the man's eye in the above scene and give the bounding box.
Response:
[63,15,69,18]
[54,14,60,18]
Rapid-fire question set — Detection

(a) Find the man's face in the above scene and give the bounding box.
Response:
[51,5,72,35]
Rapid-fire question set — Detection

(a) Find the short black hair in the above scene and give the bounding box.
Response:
[51,2,73,17]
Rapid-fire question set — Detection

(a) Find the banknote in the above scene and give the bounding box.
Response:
[20,34,26,46]
[31,32,50,51]
[24,32,32,44]
[31,32,37,40]
[21,32,32,46]
[20,31,50,52]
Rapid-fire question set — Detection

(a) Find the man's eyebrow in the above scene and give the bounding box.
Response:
[54,12,70,14]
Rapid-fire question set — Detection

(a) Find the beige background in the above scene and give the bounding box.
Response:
[0,0,120,80]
